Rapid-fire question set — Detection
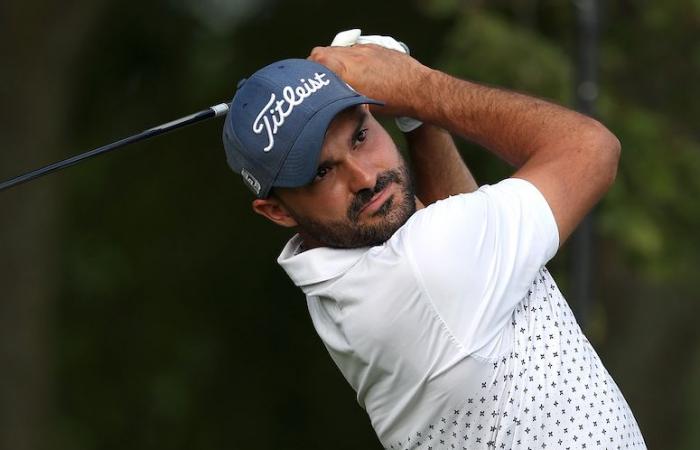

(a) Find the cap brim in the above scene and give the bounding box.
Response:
[271,95,383,189]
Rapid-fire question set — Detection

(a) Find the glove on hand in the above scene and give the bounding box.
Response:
[330,29,423,133]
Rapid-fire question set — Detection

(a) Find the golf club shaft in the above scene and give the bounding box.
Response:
[0,103,229,192]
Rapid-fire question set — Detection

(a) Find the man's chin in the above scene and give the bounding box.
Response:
[299,211,411,249]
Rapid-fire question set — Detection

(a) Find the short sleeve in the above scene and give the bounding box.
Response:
[397,177,559,355]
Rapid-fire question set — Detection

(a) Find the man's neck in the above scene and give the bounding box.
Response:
[297,233,322,253]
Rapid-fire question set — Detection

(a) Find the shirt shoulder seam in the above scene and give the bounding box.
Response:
[403,237,472,358]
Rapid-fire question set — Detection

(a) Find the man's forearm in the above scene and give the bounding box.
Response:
[406,70,611,169]
[406,68,620,243]
[405,124,477,205]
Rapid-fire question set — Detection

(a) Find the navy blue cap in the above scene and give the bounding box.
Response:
[222,59,383,198]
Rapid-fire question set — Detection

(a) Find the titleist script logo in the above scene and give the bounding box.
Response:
[252,72,331,152]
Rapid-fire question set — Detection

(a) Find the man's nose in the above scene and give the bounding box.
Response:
[345,155,376,193]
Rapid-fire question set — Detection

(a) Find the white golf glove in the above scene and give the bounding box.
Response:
[330,29,423,133]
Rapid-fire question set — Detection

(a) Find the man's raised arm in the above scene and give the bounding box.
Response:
[309,44,620,245]
[406,124,478,205]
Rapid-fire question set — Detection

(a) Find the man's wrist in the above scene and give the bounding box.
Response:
[398,67,444,123]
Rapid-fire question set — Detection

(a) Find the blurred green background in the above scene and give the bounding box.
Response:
[1,0,699,449]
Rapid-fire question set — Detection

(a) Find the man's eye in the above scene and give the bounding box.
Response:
[315,167,330,180]
[355,128,368,144]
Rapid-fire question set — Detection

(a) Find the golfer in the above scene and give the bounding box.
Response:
[222,35,645,449]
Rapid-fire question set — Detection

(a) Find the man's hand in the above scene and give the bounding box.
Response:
[308,44,431,118]
[329,29,422,133]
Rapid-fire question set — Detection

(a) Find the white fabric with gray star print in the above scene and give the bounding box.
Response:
[278,178,646,449]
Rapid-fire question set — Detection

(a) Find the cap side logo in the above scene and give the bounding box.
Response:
[252,72,331,153]
[241,168,261,195]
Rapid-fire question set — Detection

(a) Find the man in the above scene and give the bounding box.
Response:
[222,35,645,449]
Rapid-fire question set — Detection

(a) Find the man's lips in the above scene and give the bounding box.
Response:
[358,183,393,216]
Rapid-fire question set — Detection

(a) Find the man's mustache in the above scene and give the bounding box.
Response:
[347,169,402,222]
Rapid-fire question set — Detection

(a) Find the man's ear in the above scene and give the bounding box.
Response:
[252,197,298,228]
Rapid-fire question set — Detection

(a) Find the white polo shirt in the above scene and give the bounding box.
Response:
[278,178,645,449]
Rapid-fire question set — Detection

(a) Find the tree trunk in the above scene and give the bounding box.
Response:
[0,3,106,449]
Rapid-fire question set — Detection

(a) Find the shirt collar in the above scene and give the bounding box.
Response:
[277,234,369,287]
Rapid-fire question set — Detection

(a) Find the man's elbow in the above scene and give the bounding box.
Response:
[586,119,621,191]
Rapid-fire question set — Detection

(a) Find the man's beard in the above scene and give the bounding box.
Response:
[293,164,416,249]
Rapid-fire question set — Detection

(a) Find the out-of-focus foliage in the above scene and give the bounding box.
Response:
[599,0,700,281]
[0,1,698,449]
